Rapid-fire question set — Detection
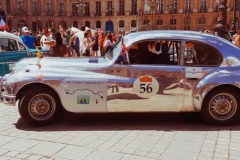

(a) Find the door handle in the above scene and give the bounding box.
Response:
[187,78,198,81]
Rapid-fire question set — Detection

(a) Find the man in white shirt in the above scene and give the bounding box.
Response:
[40,29,56,50]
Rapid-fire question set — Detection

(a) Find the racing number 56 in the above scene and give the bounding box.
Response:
[140,84,153,93]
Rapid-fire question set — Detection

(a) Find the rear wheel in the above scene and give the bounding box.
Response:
[201,87,240,125]
[18,87,63,126]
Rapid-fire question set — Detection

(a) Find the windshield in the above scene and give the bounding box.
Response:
[105,40,122,59]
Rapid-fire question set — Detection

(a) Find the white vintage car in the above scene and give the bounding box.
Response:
[1,30,240,126]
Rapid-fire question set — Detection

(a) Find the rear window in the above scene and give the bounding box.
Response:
[184,41,223,66]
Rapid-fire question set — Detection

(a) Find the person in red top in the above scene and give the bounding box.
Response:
[112,33,117,43]
[98,31,105,56]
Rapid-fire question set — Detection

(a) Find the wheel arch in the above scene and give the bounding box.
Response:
[16,82,62,106]
[201,84,240,110]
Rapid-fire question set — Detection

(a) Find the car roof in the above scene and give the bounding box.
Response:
[0,31,23,42]
[124,30,228,45]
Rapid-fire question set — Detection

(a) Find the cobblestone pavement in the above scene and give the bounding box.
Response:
[0,102,240,160]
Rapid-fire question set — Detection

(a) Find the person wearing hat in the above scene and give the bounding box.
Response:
[20,27,36,49]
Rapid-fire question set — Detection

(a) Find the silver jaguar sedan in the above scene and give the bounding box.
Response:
[1,30,240,126]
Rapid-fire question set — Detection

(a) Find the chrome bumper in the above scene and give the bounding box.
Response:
[1,93,16,105]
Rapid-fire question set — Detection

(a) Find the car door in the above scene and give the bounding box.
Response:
[0,38,28,75]
[181,40,223,110]
[107,40,186,112]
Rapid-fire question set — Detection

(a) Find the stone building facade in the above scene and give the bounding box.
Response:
[0,0,239,33]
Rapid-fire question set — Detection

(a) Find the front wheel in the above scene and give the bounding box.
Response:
[201,88,240,125]
[18,87,63,126]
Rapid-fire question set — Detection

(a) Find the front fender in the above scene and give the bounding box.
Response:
[193,69,240,111]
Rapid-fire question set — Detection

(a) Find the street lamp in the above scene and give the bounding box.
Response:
[184,12,191,30]
[229,0,237,36]
[37,15,44,32]
[166,0,177,29]
[148,0,160,30]
[136,10,142,31]
[106,5,115,20]
[76,0,86,26]
[6,12,13,30]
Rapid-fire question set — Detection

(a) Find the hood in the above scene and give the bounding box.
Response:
[12,57,112,74]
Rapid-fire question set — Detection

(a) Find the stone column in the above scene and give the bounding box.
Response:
[208,0,214,12]
[125,0,130,15]
[193,0,198,13]
[53,0,58,16]
[102,0,106,16]
[27,0,31,15]
[178,0,184,13]
[66,0,70,17]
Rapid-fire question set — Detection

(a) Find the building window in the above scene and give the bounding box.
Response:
[85,21,90,28]
[157,0,164,14]
[185,0,191,13]
[236,0,240,11]
[72,3,78,16]
[32,1,39,15]
[59,2,65,16]
[119,20,124,28]
[73,21,78,28]
[85,2,90,16]
[215,0,220,12]
[46,1,52,16]
[173,0,178,13]
[157,19,163,25]
[198,16,206,31]
[131,0,137,15]
[200,0,207,12]
[131,20,137,27]
[170,19,176,25]
[96,1,101,16]
[144,19,150,25]
[17,0,24,12]
[106,1,114,16]
[119,0,125,15]
[96,21,101,28]
[144,0,150,14]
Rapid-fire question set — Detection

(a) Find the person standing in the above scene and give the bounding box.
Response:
[68,26,86,57]
[20,27,36,49]
[92,32,99,56]
[98,31,105,56]
[83,30,95,56]
[235,30,240,48]
[40,29,56,50]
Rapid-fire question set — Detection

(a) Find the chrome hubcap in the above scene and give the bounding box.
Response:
[28,94,56,121]
[209,93,237,121]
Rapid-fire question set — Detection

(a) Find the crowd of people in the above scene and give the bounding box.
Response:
[202,29,240,48]
[3,26,240,56]
[10,26,125,57]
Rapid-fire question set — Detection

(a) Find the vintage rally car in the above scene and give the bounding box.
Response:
[1,30,240,126]
[0,31,52,76]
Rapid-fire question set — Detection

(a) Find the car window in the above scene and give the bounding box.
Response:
[0,38,18,51]
[184,41,223,66]
[18,42,27,50]
[9,39,18,51]
[127,40,181,65]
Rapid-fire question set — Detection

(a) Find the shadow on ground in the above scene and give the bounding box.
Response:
[15,112,240,132]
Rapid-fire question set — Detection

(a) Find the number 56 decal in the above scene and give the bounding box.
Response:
[140,84,153,93]
[133,75,159,98]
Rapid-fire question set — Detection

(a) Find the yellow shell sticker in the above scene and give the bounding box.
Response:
[36,74,43,81]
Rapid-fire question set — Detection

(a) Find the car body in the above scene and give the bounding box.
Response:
[0,31,52,76]
[1,30,240,126]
